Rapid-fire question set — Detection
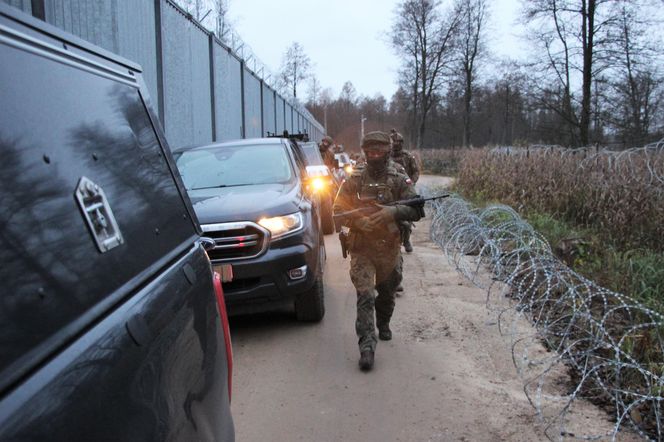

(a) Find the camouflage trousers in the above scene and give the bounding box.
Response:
[349,246,402,353]
[400,221,412,245]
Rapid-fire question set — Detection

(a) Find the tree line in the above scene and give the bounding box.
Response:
[303,0,664,151]
[175,0,663,151]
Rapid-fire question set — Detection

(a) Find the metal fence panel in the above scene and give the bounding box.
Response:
[213,44,242,141]
[3,0,324,144]
[44,1,114,52]
[41,0,159,117]
[243,68,262,138]
[276,96,285,134]
[286,104,294,133]
[115,1,158,108]
[262,83,276,136]
[2,0,30,13]
[161,1,212,148]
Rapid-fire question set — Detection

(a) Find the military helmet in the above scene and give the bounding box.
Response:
[320,135,333,147]
[391,132,404,143]
[361,131,391,152]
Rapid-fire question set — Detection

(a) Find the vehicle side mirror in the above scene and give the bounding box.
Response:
[200,237,216,252]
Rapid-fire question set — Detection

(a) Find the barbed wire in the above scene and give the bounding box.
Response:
[426,192,664,441]
[487,140,664,190]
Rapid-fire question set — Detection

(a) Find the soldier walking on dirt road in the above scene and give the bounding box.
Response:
[390,130,420,254]
[333,131,422,371]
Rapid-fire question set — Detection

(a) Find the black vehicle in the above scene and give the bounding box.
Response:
[0,5,234,441]
[299,141,338,234]
[174,138,326,321]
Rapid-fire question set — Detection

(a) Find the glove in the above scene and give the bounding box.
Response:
[353,216,374,232]
[367,205,398,228]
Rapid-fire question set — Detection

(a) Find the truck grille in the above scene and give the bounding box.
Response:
[201,222,268,261]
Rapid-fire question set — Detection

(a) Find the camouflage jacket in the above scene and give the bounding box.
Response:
[333,163,421,245]
[391,151,419,183]
[320,148,336,171]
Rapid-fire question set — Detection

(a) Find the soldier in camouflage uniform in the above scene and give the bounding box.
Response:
[319,135,337,171]
[333,131,421,371]
[390,131,420,253]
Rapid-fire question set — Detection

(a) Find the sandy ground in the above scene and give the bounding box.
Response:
[229,175,636,442]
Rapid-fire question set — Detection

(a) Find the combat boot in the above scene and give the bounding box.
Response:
[359,351,374,371]
[378,327,392,341]
[404,239,413,253]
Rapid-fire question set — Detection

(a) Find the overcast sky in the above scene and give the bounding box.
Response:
[228,0,526,100]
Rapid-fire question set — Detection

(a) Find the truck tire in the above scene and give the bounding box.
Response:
[295,271,325,322]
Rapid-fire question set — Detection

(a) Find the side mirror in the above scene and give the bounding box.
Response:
[200,237,216,252]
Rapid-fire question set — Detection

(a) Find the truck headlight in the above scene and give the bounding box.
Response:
[258,212,303,239]
[311,177,325,192]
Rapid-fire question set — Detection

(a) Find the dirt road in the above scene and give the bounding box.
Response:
[229,176,622,441]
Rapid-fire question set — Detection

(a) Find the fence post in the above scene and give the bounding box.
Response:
[208,33,216,142]
[273,89,277,135]
[153,0,165,127]
[240,60,245,138]
[31,0,45,20]
[259,79,264,137]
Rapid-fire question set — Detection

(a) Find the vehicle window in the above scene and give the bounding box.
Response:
[289,141,307,175]
[301,144,324,165]
[177,143,293,190]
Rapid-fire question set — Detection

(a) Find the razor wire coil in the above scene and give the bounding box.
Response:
[426,192,664,441]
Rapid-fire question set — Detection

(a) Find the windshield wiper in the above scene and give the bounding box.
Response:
[190,183,250,191]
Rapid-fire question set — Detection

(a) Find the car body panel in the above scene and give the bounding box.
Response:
[0,4,233,440]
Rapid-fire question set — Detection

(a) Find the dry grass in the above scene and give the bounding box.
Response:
[456,146,664,253]
[418,148,468,176]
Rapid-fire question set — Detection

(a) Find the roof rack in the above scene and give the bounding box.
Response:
[266,130,310,142]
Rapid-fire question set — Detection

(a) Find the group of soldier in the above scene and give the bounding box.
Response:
[320,130,421,371]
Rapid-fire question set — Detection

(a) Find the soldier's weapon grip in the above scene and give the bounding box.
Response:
[333,193,450,221]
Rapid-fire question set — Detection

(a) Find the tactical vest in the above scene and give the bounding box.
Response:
[348,164,402,250]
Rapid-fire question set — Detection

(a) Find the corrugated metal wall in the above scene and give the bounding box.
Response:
[276,96,285,134]
[161,1,212,147]
[213,44,243,141]
[5,0,29,14]
[243,68,262,138]
[3,0,324,145]
[262,83,276,135]
[41,0,159,104]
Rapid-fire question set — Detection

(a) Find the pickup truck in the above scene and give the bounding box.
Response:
[0,5,234,440]
[174,137,326,321]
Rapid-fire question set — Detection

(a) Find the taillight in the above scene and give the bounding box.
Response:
[213,272,233,401]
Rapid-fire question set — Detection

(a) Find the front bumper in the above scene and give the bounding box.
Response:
[215,234,318,314]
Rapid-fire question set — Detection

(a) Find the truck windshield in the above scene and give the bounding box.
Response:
[176,143,294,190]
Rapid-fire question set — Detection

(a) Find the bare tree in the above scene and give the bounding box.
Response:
[213,0,232,43]
[454,0,488,147]
[307,75,322,106]
[279,42,311,99]
[391,0,462,148]
[523,0,620,146]
[604,2,663,146]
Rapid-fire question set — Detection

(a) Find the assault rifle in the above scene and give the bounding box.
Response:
[336,194,451,259]
[333,194,450,223]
